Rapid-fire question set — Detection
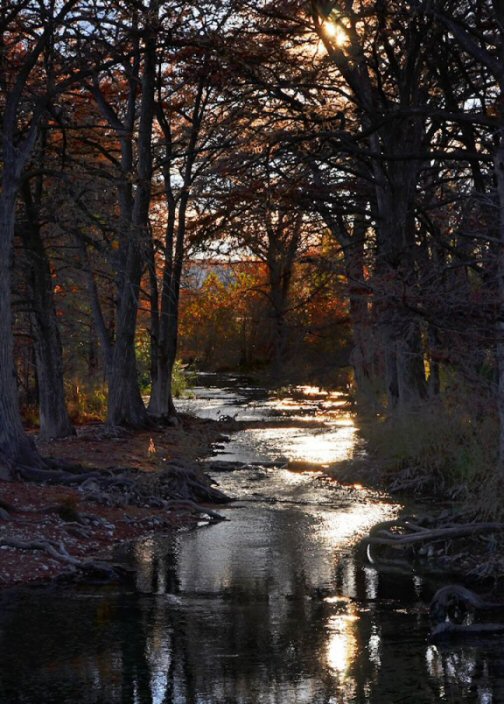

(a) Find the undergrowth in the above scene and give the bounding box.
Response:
[361,400,498,511]
[172,360,196,398]
[65,361,194,423]
[66,382,108,422]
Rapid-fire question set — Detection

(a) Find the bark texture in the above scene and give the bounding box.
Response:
[0,184,41,476]
[20,183,75,440]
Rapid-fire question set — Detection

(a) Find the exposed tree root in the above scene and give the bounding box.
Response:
[0,420,235,587]
[366,523,504,547]
[0,537,133,583]
[365,515,504,579]
[430,584,503,622]
[429,584,504,640]
[16,464,104,485]
[0,537,82,566]
[10,455,232,525]
[365,518,504,640]
[162,500,227,521]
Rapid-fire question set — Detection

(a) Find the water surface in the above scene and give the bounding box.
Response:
[1,377,502,703]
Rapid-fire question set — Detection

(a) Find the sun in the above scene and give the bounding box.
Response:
[322,20,349,47]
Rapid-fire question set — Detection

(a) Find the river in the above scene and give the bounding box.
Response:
[0,376,502,703]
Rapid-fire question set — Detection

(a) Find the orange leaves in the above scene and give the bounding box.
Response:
[177,257,347,369]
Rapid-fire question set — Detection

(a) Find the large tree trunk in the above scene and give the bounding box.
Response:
[20,185,75,440]
[106,3,158,427]
[494,132,504,471]
[0,186,41,477]
[0,0,88,475]
[374,133,427,410]
[107,284,148,427]
[313,6,428,410]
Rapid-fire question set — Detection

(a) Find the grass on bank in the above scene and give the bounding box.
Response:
[360,398,498,512]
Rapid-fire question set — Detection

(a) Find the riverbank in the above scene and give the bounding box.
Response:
[328,448,504,584]
[6,377,501,591]
[0,414,230,588]
[2,378,502,703]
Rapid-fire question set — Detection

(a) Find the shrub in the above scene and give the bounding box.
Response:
[66,381,108,423]
[172,360,196,398]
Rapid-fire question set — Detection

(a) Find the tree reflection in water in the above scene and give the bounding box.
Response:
[0,516,503,702]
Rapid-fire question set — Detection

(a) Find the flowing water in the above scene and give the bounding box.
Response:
[1,376,503,703]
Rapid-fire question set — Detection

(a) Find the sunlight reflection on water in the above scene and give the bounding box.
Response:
[326,611,359,674]
[181,382,365,467]
[211,422,361,466]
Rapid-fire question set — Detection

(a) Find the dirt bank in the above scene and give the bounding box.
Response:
[0,415,230,588]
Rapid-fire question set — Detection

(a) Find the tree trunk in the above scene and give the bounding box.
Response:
[342,218,374,394]
[395,317,428,406]
[309,163,374,397]
[30,295,74,440]
[377,281,427,411]
[0,0,86,475]
[106,4,158,427]
[148,179,190,419]
[494,132,504,471]
[0,186,41,476]
[20,186,75,440]
[374,145,427,410]
[265,216,299,382]
[148,236,182,419]
[106,294,148,427]
[269,281,289,382]
[148,351,177,419]
[148,74,205,419]
[148,209,177,419]
[78,239,113,380]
